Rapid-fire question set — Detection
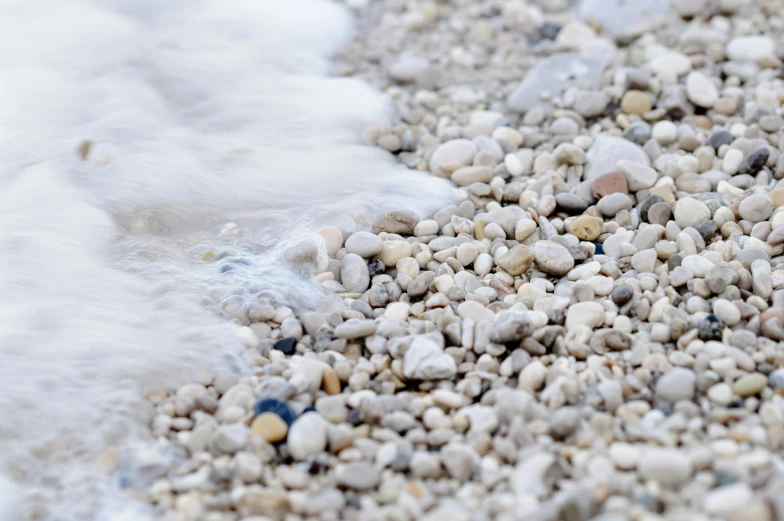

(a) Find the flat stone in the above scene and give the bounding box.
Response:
[647,202,673,225]
[617,160,657,191]
[334,319,376,339]
[597,192,633,216]
[738,147,770,175]
[708,129,733,150]
[631,249,656,272]
[703,483,753,515]
[457,301,495,322]
[592,171,628,198]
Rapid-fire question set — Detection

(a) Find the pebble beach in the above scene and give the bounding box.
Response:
[6,0,784,520]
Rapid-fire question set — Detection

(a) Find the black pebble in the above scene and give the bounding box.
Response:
[273,337,297,355]
[253,397,296,425]
[708,129,733,150]
[368,257,385,276]
[638,195,664,223]
[738,147,770,175]
[611,285,634,306]
[698,314,725,341]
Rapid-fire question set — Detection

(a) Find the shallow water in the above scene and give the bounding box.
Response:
[0,0,451,518]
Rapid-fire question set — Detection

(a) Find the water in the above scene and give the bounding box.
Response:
[0,0,452,518]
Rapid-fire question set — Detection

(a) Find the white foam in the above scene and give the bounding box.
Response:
[0,0,451,518]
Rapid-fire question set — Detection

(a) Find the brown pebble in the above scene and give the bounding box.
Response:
[592,172,629,198]
[322,367,342,395]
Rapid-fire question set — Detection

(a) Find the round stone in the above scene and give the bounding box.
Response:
[621,90,652,115]
[287,412,328,460]
[429,139,477,173]
[533,240,574,275]
[655,367,696,402]
[379,240,413,267]
[738,194,774,223]
[341,253,370,293]
[250,413,289,443]
[674,198,711,228]
[498,244,534,276]
[652,121,677,145]
[638,448,692,485]
[592,171,629,198]
[686,71,718,108]
[597,192,633,216]
[345,232,383,257]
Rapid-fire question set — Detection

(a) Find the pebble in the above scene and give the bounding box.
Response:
[565,301,604,330]
[345,232,383,257]
[569,215,603,241]
[620,90,651,115]
[673,198,711,228]
[374,210,418,235]
[733,373,767,397]
[592,171,628,198]
[341,253,370,293]
[533,241,574,275]
[287,412,328,460]
[254,398,296,426]
[336,462,380,490]
[498,244,534,276]
[655,368,696,402]
[451,166,492,186]
[652,121,677,145]
[250,413,288,443]
[585,135,650,179]
[738,194,774,223]
[403,337,457,380]
[617,160,657,191]
[429,139,477,173]
[727,36,775,63]
[686,71,718,108]
[738,147,770,176]
[638,449,692,485]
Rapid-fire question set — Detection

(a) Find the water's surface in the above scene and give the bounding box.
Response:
[0,1,451,518]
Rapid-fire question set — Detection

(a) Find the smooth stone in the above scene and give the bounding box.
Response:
[673,198,711,228]
[638,448,692,485]
[317,227,344,257]
[602,230,635,258]
[727,36,776,63]
[585,135,650,180]
[565,301,604,330]
[624,123,652,145]
[617,160,657,191]
[341,253,370,293]
[555,192,589,211]
[334,319,377,339]
[592,171,629,198]
[597,192,633,216]
[703,483,753,515]
[429,139,477,173]
[611,285,634,306]
[638,195,664,223]
[273,337,297,355]
[336,462,381,491]
[620,90,651,115]
[733,373,767,397]
[533,241,575,275]
[733,248,769,269]
[250,413,288,443]
[738,147,770,175]
[570,215,604,241]
[451,166,492,186]
[631,249,656,273]
[738,194,774,223]
[708,129,733,150]
[507,53,605,113]
[686,71,718,108]
[655,368,696,402]
[403,337,457,380]
[345,232,383,257]
[647,202,673,226]
[380,240,412,267]
[287,412,328,460]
